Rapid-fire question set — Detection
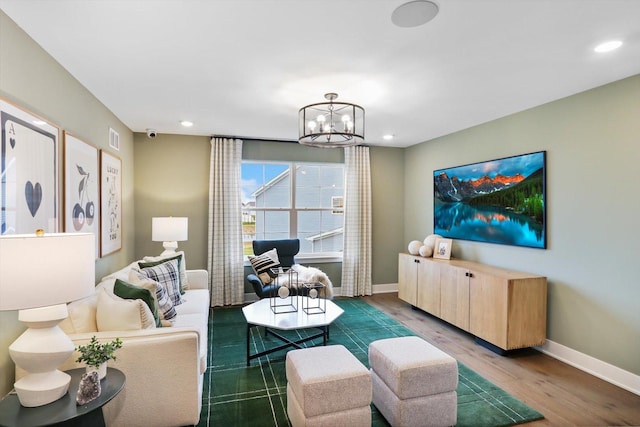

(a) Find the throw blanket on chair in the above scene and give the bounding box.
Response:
[274,264,334,298]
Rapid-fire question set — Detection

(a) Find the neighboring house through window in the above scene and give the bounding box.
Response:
[241,162,344,257]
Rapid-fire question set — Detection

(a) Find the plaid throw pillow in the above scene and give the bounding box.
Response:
[139,258,183,306]
[129,268,177,321]
[248,248,280,285]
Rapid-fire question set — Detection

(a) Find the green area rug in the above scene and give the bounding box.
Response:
[198,298,543,427]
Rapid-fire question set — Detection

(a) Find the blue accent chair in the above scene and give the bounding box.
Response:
[247,239,301,299]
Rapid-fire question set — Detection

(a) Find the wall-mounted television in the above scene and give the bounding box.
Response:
[433,151,546,249]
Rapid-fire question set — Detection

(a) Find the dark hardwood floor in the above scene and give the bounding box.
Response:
[362,293,640,426]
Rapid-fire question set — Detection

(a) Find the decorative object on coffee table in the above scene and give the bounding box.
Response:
[302,282,326,314]
[76,371,101,405]
[75,336,123,380]
[270,267,298,314]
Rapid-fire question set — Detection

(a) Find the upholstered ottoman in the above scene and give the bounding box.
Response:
[369,336,458,427]
[286,345,372,427]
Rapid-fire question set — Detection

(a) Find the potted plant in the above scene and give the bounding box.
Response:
[76,336,123,380]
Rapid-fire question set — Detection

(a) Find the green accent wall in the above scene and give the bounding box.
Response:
[133,133,211,268]
[404,74,640,375]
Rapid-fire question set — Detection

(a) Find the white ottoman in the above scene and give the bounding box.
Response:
[286,345,372,427]
[369,336,458,427]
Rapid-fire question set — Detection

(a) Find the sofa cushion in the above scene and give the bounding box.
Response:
[129,269,177,322]
[141,251,189,293]
[100,261,139,282]
[139,259,183,306]
[96,288,156,331]
[60,293,98,334]
[174,289,209,317]
[248,248,280,284]
[114,279,161,327]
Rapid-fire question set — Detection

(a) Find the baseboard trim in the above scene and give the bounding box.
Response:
[536,339,640,396]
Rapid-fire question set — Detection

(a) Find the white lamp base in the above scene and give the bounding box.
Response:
[9,304,75,407]
[160,241,178,256]
[14,370,71,407]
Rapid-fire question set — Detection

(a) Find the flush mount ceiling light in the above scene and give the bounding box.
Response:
[299,93,365,148]
[180,120,194,127]
[392,0,439,28]
[594,40,623,53]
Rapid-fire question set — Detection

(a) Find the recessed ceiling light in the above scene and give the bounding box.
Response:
[594,40,623,53]
[383,134,394,141]
[180,120,194,127]
[32,120,46,126]
[392,1,439,28]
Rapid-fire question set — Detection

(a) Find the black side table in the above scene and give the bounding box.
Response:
[0,368,125,427]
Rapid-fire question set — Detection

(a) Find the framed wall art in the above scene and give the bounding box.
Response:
[100,150,122,256]
[433,151,546,249]
[1,97,59,235]
[64,132,100,258]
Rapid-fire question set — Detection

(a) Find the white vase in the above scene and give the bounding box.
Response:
[86,362,107,380]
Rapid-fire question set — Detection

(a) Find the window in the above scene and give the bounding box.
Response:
[241,161,344,256]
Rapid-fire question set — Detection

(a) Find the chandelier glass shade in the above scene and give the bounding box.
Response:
[298,93,365,147]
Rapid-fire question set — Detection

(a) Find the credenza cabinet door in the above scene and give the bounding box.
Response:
[398,254,441,316]
[469,271,509,348]
[468,267,547,350]
[417,257,440,317]
[398,254,418,306]
[440,264,470,330]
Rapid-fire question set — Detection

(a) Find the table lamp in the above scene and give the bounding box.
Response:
[0,232,95,407]
[152,217,188,256]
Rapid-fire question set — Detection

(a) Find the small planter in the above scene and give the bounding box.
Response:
[76,336,122,380]
[86,361,107,380]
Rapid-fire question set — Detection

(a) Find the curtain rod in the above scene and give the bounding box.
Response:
[211,135,298,144]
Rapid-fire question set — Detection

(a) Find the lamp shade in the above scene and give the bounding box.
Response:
[0,233,95,311]
[152,217,188,242]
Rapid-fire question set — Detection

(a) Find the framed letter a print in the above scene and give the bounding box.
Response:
[1,97,59,234]
[100,150,122,256]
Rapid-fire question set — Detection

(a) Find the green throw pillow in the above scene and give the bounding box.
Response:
[114,279,162,327]
[138,254,185,295]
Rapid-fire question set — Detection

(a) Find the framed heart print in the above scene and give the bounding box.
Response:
[1,97,59,235]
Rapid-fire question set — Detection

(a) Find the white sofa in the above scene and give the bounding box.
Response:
[33,261,210,427]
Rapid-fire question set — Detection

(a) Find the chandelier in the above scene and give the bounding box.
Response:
[298,93,365,147]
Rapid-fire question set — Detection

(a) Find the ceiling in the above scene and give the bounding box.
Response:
[1,0,639,147]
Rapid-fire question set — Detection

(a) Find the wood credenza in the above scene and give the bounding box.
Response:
[398,253,547,352]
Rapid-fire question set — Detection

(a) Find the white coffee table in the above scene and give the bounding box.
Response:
[242,297,344,366]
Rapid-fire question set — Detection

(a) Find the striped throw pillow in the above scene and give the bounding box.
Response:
[248,248,280,285]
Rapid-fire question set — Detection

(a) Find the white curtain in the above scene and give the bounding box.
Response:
[341,145,372,297]
[207,137,244,306]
